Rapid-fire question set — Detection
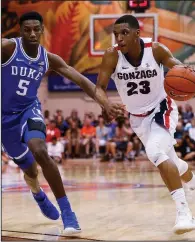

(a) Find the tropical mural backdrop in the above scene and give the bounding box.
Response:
[2,1,195,75]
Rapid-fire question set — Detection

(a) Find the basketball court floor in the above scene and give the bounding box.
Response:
[2,159,195,241]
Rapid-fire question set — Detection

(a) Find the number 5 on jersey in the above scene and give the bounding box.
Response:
[16,79,30,96]
[127,80,150,96]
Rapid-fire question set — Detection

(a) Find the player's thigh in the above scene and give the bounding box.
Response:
[21,103,46,145]
[129,115,150,146]
[2,127,35,170]
[145,122,173,166]
[148,121,173,148]
[20,104,47,162]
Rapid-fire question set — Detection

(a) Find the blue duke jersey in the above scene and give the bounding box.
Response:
[2,37,49,114]
[2,37,49,168]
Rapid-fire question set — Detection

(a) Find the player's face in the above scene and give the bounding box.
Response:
[113,23,140,54]
[20,20,43,45]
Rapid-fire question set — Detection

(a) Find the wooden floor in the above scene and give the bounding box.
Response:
[2,159,195,241]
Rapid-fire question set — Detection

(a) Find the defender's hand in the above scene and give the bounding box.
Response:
[105,103,126,117]
[102,103,126,123]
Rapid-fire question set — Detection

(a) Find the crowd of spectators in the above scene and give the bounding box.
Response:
[174,104,195,161]
[43,108,146,163]
[43,103,195,163]
[2,104,195,172]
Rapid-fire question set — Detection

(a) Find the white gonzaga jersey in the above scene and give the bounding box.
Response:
[111,38,167,114]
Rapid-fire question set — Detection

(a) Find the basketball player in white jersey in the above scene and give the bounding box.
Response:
[95,15,195,234]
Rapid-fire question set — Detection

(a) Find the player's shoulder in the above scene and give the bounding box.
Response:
[46,51,60,61]
[2,38,17,63]
[2,38,16,49]
[46,51,62,68]
[103,45,119,62]
[152,41,170,63]
[152,41,169,54]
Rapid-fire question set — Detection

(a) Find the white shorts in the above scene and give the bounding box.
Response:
[130,97,178,166]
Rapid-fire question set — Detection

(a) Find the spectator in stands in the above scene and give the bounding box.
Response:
[66,120,81,158]
[81,115,96,158]
[123,118,133,136]
[84,112,98,127]
[130,133,146,158]
[46,120,61,143]
[189,118,195,141]
[95,115,109,157]
[89,112,98,127]
[109,118,133,161]
[47,136,64,164]
[175,134,195,161]
[182,104,194,124]
[44,110,50,126]
[178,105,184,120]
[174,121,184,141]
[106,119,117,141]
[56,115,69,137]
[69,109,82,128]
[54,109,64,120]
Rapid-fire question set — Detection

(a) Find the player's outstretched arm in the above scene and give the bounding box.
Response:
[47,52,96,100]
[2,38,16,64]
[153,42,182,69]
[96,47,125,120]
[47,52,125,117]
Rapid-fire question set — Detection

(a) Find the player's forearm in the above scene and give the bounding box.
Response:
[55,64,111,109]
[75,73,111,110]
[163,58,182,69]
[65,66,96,100]
[94,86,110,110]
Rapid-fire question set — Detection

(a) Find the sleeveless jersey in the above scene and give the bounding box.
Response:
[111,38,167,114]
[2,37,49,114]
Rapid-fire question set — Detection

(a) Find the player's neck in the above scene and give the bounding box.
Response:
[21,39,39,58]
[127,38,142,62]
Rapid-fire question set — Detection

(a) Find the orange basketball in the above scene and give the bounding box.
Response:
[164,66,195,101]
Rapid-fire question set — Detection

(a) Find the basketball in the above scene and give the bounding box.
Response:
[164,66,195,101]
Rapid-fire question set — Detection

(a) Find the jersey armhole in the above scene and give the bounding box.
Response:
[44,49,49,72]
[151,43,162,67]
[2,39,17,67]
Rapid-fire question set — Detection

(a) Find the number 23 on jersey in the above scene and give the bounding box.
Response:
[127,80,150,96]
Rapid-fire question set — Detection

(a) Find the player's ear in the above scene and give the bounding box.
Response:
[136,29,140,37]
[41,24,44,34]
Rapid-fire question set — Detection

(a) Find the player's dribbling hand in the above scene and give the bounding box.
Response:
[175,64,195,72]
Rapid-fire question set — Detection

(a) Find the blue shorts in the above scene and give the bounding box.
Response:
[2,102,46,170]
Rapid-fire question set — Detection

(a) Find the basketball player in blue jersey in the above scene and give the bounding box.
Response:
[2,12,125,235]
[96,15,195,234]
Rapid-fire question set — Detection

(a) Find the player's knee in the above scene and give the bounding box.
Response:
[24,169,38,179]
[24,162,38,178]
[13,150,34,170]
[145,142,169,166]
[177,158,188,176]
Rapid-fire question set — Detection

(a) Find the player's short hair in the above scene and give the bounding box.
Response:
[19,11,43,26]
[115,15,139,29]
